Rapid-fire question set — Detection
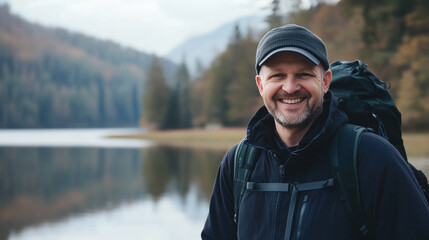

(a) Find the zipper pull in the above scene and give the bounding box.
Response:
[279,165,285,178]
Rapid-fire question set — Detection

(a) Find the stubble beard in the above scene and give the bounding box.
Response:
[268,91,324,130]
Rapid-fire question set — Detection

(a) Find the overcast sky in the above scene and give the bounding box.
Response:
[1,0,272,56]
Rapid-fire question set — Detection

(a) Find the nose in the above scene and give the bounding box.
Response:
[281,76,301,94]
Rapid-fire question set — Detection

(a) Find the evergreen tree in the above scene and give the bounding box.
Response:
[143,56,171,129]
[266,0,283,28]
[204,56,230,126]
[175,60,192,128]
[163,87,180,129]
[194,58,205,78]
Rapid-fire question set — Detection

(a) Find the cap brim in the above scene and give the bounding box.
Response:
[258,47,320,67]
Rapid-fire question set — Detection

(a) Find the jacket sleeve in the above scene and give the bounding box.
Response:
[201,145,238,240]
[358,133,429,239]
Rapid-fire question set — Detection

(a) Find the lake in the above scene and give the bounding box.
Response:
[1,129,428,240]
[0,129,225,240]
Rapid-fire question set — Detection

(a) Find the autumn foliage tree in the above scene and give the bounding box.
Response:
[196,26,261,127]
[225,29,262,126]
[190,0,429,131]
[392,0,429,130]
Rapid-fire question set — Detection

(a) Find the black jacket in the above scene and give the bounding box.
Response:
[202,92,429,240]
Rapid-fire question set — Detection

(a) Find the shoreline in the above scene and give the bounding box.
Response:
[109,127,247,151]
[110,127,429,158]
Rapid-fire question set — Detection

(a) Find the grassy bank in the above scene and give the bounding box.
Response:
[112,127,247,150]
[112,128,429,158]
[403,133,429,158]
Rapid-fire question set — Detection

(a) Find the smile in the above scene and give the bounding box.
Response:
[280,98,304,104]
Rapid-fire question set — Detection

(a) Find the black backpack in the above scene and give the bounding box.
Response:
[233,60,429,238]
[330,60,429,203]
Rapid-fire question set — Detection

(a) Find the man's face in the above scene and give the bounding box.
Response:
[256,52,331,130]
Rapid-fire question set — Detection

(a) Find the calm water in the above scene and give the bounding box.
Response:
[1,129,428,240]
[0,129,225,240]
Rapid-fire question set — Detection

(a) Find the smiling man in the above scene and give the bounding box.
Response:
[256,51,330,147]
[201,24,429,240]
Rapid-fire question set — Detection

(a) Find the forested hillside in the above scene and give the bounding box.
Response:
[2,0,428,131]
[0,5,177,128]
[183,0,429,131]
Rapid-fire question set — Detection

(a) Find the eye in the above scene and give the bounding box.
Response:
[269,73,286,80]
[297,72,313,78]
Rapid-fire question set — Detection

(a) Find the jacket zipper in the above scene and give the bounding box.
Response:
[283,154,297,240]
[272,151,281,240]
[296,195,309,240]
[273,192,281,240]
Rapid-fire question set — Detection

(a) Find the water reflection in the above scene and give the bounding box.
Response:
[8,186,208,240]
[0,145,225,240]
[3,135,428,240]
[142,146,223,201]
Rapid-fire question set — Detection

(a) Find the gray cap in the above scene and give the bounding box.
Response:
[255,24,329,74]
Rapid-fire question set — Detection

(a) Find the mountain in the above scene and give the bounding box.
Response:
[166,15,267,77]
[0,4,177,128]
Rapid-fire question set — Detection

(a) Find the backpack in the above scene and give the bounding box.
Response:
[330,60,429,203]
[233,60,429,238]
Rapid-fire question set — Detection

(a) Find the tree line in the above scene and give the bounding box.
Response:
[143,26,262,129]
[1,1,427,131]
[143,0,429,131]
[0,5,176,128]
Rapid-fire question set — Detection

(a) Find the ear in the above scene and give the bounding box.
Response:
[256,75,264,96]
[323,69,332,94]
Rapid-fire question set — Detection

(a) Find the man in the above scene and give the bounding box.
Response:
[201,24,429,239]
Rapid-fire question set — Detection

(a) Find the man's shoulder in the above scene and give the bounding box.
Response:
[359,131,401,155]
[357,131,408,171]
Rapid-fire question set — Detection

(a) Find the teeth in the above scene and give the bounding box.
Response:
[281,98,303,104]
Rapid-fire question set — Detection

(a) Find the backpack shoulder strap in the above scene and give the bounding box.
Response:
[330,123,374,238]
[233,138,261,223]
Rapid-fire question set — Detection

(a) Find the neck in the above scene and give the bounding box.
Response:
[275,121,311,147]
